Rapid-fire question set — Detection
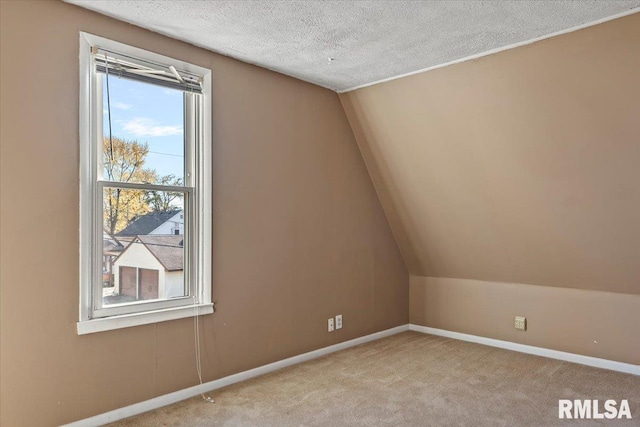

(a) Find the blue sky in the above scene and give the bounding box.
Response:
[103,77,184,180]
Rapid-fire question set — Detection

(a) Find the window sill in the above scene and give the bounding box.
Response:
[77,303,214,335]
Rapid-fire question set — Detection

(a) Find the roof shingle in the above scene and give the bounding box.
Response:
[136,235,184,271]
[116,209,181,236]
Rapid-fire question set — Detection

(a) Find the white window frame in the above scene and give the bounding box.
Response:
[78,32,212,335]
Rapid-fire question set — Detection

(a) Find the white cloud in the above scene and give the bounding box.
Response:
[122,117,182,137]
[163,88,181,96]
[114,102,133,110]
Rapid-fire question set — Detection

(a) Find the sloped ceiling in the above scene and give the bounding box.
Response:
[340,13,640,294]
[66,1,640,91]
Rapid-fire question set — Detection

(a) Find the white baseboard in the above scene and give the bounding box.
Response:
[409,324,640,376]
[63,324,410,427]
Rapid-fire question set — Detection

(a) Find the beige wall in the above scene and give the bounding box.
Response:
[340,12,640,295]
[410,276,640,365]
[0,2,408,426]
[340,14,640,364]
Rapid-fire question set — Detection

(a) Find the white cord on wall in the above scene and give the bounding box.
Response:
[104,45,214,403]
[194,300,215,403]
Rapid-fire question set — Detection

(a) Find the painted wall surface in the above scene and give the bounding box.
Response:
[0,2,408,426]
[340,12,640,295]
[340,13,640,364]
[410,276,640,365]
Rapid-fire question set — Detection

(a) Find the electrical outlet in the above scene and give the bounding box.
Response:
[328,318,334,332]
[335,314,343,330]
[515,316,527,331]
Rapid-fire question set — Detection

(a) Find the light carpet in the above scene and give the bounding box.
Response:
[108,331,639,426]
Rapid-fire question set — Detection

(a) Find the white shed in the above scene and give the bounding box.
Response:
[113,235,184,300]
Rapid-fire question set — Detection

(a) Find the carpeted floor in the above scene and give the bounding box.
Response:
[108,332,640,426]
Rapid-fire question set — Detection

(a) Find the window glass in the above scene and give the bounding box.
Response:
[102,77,184,184]
[102,187,187,307]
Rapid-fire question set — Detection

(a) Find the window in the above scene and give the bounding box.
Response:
[78,33,212,334]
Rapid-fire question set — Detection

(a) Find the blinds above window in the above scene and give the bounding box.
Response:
[93,47,203,93]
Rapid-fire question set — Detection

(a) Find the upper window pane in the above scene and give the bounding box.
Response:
[102,77,184,184]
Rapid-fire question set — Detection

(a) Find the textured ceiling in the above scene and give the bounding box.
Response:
[67,1,640,91]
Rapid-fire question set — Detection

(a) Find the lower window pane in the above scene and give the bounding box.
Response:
[102,187,186,306]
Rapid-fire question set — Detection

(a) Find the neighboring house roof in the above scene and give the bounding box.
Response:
[139,235,184,271]
[103,232,124,255]
[115,235,135,248]
[115,235,184,271]
[116,209,182,236]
